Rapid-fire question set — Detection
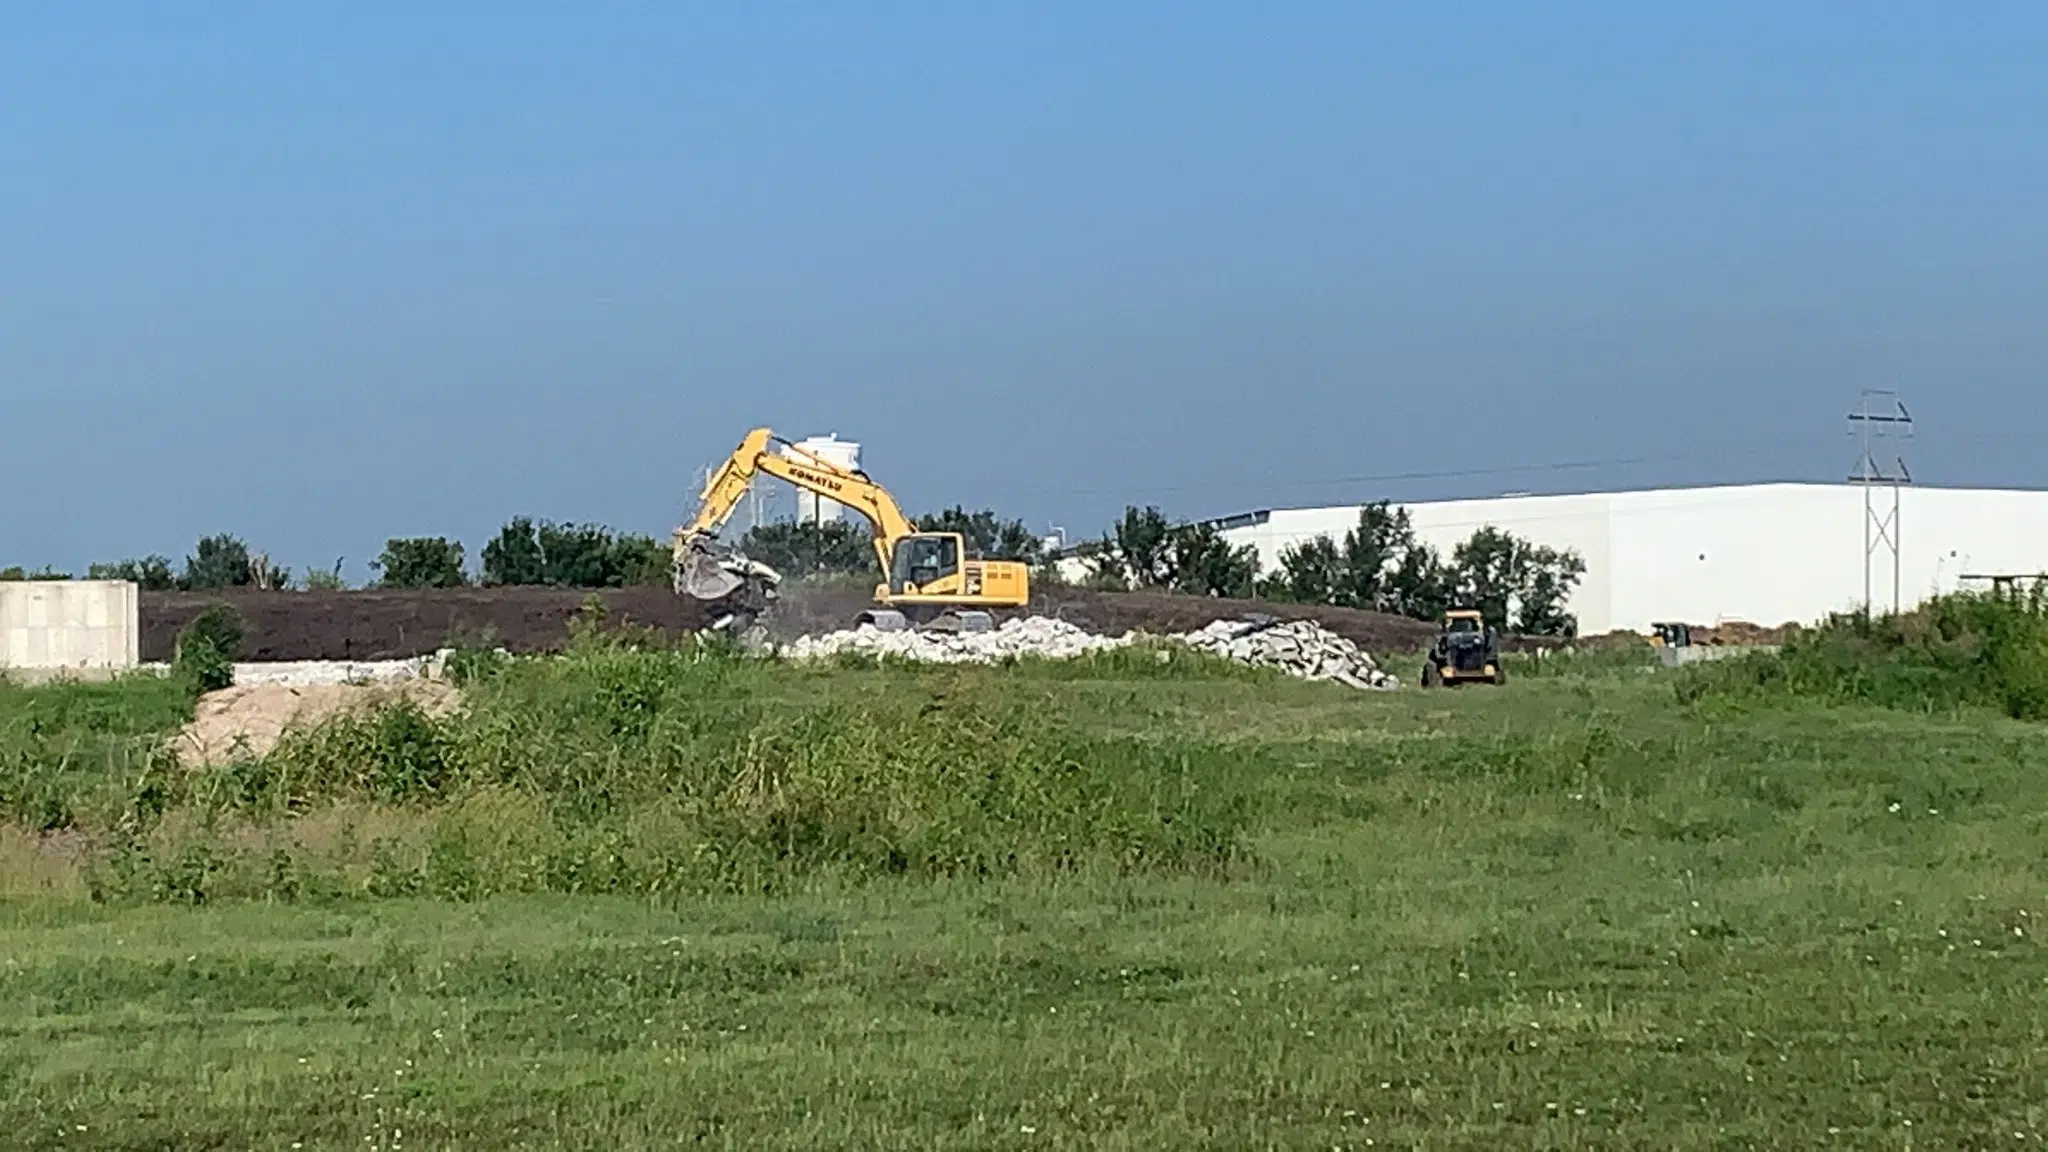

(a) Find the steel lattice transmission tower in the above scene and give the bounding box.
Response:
[1847,389,1913,615]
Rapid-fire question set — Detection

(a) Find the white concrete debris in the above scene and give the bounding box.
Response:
[227,652,453,686]
[779,617,1128,664]
[778,614,1400,689]
[1173,617,1399,690]
[137,649,456,687]
[141,617,1400,690]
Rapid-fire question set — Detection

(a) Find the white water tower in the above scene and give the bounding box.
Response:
[781,433,862,524]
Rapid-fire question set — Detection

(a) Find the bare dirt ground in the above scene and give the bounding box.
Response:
[141,587,719,662]
[1575,620,1800,649]
[141,583,1566,663]
[174,678,463,767]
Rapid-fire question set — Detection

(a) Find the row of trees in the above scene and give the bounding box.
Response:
[5,501,1586,634]
[0,523,665,594]
[3,536,310,593]
[2,507,1055,595]
[724,506,1053,579]
[370,518,675,590]
[1074,503,1586,635]
[654,500,1586,635]
[1257,504,1584,635]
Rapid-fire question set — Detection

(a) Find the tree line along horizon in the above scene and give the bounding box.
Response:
[2,502,1588,636]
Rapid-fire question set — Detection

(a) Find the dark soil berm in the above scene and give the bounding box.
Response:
[141,584,1559,663]
[139,587,718,663]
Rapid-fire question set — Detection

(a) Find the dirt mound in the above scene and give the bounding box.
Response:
[141,587,717,662]
[1576,629,1655,650]
[1691,620,1798,646]
[173,679,462,767]
[1576,620,1801,649]
[139,583,1563,663]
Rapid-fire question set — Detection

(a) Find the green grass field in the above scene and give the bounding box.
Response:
[4,617,2047,1148]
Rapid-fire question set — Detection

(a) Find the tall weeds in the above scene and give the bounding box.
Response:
[66,632,1259,902]
[1679,587,2048,720]
[0,674,195,831]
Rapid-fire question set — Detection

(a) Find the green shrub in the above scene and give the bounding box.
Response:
[10,626,1342,905]
[94,643,1262,900]
[442,627,510,686]
[1679,587,2048,720]
[174,605,245,693]
[0,671,194,827]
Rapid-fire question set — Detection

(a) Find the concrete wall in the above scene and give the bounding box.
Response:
[0,580,140,676]
[1218,483,2048,636]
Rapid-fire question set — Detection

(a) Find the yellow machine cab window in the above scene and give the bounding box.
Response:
[891,534,960,592]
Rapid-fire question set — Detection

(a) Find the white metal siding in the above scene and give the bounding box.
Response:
[1219,483,2048,636]
[1604,486,1858,633]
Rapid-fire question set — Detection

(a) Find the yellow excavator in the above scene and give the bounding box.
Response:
[671,427,1030,634]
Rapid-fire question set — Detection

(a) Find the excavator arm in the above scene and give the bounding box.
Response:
[673,425,1032,634]
[674,427,919,577]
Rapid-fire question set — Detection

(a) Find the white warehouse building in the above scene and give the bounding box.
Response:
[1208,482,2048,636]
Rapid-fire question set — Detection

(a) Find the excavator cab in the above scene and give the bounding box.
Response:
[862,531,1001,632]
[888,533,962,594]
[863,530,1032,633]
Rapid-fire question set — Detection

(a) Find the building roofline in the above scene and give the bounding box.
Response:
[1190,509,1272,532]
[1202,479,2048,524]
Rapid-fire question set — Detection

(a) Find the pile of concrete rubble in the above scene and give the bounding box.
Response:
[777,614,1399,689]
[778,617,1126,664]
[138,651,456,687]
[1175,617,1400,689]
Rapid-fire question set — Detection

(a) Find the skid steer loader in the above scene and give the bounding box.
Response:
[1420,609,1506,687]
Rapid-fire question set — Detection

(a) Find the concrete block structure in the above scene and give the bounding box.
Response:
[1204,483,2048,636]
[0,580,141,677]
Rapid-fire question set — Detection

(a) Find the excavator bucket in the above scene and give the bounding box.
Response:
[676,546,745,602]
[672,535,782,633]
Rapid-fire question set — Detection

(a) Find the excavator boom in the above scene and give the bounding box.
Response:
[676,428,917,572]
[672,426,1030,634]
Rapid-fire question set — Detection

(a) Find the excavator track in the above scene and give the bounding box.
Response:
[855,606,996,633]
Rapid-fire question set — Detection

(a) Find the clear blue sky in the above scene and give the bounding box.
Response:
[4,2,2044,578]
